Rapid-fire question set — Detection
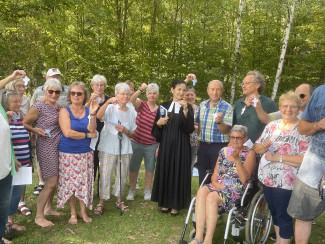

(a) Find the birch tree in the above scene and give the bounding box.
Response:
[230,0,243,105]
[271,0,296,100]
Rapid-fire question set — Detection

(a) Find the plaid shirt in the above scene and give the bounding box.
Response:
[196,98,233,143]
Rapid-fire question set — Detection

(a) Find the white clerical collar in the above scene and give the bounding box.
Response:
[168,101,181,114]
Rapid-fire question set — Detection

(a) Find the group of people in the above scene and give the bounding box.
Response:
[0,68,324,244]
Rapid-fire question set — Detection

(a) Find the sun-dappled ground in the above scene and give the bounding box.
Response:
[10,164,325,244]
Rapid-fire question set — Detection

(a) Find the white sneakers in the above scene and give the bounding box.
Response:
[126,189,136,201]
[126,189,151,201]
[144,189,151,201]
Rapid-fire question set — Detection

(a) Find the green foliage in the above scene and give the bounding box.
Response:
[0,0,325,103]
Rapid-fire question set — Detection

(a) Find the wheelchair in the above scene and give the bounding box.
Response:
[179,172,272,244]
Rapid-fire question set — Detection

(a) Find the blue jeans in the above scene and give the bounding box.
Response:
[0,173,12,238]
[8,185,25,216]
[263,185,293,239]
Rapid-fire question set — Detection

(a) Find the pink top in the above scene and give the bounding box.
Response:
[132,100,157,145]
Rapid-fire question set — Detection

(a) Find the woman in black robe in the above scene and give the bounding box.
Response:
[151,79,194,216]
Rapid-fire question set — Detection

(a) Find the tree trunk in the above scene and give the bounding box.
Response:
[271,0,296,100]
[230,0,243,105]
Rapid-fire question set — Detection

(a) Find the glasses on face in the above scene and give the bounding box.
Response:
[281,104,298,110]
[14,85,26,89]
[94,83,105,87]
[70,91,84,96]
[230,136,244,141]
[299,94,306,99]
[241,82,256,87]
[48,90,61,95]
[119,93,130,97]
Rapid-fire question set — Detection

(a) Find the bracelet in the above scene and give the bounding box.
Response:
[139,88,143,93]
[85,133,88,139]
[90,113,96,116]
[216,121,221,125]
[126,130,130,135]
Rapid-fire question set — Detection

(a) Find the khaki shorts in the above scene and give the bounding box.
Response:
[287,178,325,221]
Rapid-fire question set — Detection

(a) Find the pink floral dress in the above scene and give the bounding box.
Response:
[256,120,310,190]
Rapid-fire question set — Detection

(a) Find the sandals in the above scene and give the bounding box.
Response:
[115,202,129,213]
[93,204,104,216]
[33,184,44,196]
[4,224,14,240]
[191,238,203,244]
[17,202,31,216]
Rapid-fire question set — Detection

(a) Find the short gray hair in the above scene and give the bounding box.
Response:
[0,89,20,111]
[231,125,248,137]
[43,78,62,92]
[115,82,130,95]
[208,80,224,91]
[91,74,107,86]
[186,86,196,94]
[246,70,266,94]
[5,78,24,90]
[146,83,159,94]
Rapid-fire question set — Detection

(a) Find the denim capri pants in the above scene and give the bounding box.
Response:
[262,184,293,239]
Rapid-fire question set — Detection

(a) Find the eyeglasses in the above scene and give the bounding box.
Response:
[94,83,105,87]
[119,93,130,97]
[47,90,61,95]
[230,136,244,141]
[241,82,256,87]
[299,94,306,99]
[70,91,84,96]
[281,105,298,109]
[14,85,26,89]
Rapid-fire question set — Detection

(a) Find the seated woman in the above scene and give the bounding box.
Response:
[254,91,310,244]
[191,125,256,244]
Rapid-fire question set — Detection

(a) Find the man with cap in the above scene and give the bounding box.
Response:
[30,68,69,107]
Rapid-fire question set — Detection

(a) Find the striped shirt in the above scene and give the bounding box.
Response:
[196,98,233,143]
[9,118,31,166]
[132,100,158,145]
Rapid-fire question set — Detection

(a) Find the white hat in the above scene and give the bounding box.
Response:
[46,68,61,77]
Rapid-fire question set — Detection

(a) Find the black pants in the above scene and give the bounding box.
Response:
[197,141,228,185]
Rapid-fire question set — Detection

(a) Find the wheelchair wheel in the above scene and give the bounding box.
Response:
[245,190,272,244]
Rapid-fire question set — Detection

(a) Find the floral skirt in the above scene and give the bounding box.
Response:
[57,151,94,210]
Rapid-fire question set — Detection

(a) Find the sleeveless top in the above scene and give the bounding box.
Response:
[59,106,91,153]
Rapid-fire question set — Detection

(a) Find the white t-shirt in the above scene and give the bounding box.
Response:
[0,113,12,180]
[98,104,137,155]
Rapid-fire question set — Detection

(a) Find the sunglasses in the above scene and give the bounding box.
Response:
[48,90,61,95]
[299,94,306,99]
[70,91,84,96]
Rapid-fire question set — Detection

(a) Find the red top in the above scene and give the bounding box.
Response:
[132,100,157,145]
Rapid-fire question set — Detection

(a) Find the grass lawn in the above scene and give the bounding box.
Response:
[10,165,325,244]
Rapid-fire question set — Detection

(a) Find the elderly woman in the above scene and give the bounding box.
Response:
[191,125,256,244]
[151,79,194,216]
[184,86,199,174]
[5,78,30,117]
[57,81,98,224]
[126,83,159,201]
[0,70,25,243]
[0,89,31,233]
[254,91,310,244]
[5,78,31,216]
[93,82,136,215]
[23,78,63,228]
[85,74,110,195]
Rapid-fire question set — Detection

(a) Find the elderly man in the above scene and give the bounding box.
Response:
[30,68,69,107]
[287,84,325,244]
[196,80,233,184]
[233,70,278,143]
[255,83,314,124]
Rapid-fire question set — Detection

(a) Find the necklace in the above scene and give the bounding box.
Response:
[70,106,84,118]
